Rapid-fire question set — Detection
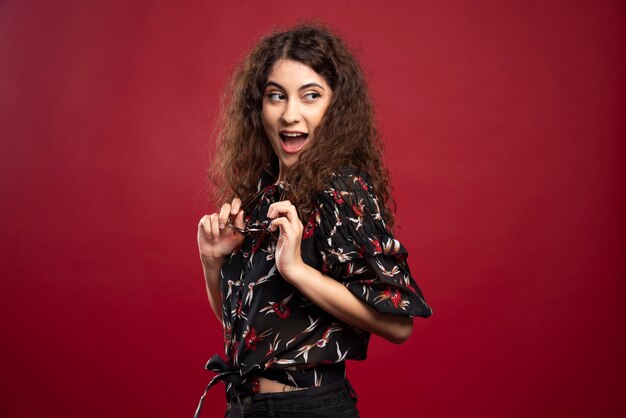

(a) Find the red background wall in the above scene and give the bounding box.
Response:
[1,1,624,417]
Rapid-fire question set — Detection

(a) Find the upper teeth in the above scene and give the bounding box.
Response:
[283,133,304,137]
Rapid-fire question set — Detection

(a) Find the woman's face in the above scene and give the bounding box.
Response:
[261,59,333,178]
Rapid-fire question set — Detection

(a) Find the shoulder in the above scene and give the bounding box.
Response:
[317,166,377,205]
[314,165,391,245]
[313,166,406,273]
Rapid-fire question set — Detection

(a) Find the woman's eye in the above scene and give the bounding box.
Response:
[303,92,321,101]
[267,92,285,101]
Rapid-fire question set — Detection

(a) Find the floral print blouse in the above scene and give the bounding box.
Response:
[196,163,432,414]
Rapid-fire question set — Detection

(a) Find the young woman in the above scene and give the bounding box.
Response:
[196,24,432,417]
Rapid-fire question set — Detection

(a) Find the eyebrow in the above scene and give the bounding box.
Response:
[264,81,327,91]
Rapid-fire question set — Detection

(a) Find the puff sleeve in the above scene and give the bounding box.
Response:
[314,169,433,318]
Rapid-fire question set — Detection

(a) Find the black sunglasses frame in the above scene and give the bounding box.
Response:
[225,182,289,241]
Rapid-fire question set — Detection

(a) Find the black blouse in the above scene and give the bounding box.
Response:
[195,163,432,415]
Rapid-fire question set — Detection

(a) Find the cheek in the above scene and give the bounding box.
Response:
[261,106,277,131]
[311,107,329,128]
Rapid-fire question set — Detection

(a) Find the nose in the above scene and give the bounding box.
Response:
[280,99,301,124]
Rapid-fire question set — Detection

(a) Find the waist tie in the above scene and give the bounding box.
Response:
[194,354,246,418]
[194,355,347,418]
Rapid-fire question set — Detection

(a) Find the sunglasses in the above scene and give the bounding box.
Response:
[226,182,289,241]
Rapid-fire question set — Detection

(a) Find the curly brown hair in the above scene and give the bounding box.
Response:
[208,23,396,227]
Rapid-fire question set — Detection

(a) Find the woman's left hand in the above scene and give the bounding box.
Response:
[267,200,305,281]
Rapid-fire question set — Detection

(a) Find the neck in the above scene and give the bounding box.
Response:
[277,161,286,182]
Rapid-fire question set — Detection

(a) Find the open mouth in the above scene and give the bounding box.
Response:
[279,131,309,153]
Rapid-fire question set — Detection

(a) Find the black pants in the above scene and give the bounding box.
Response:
[225,378,359,417]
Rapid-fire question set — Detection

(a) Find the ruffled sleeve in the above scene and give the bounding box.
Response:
[314,168,432,318]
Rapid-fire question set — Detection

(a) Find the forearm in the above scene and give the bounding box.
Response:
[200,256,224,323]
[286,263,413,344]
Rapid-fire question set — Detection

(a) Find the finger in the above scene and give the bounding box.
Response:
[210,213,220,241]
[233,209,245,229]
[231,197,242,215]
[270,217,294,237]
[270,217,298,240]
[198,215,209,239]
[219,203,231,229]
[267,200,295,218]
[268,202,300,230]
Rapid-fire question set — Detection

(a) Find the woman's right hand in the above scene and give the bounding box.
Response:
[197,198,245,264]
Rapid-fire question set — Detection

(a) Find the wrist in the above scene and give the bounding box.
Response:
[280,259,311,284]
[200,254,225,271]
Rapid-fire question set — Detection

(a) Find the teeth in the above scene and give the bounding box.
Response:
[282,132,305,137]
